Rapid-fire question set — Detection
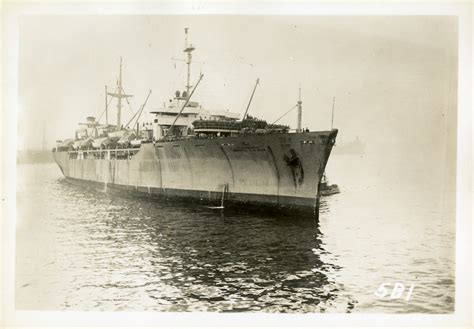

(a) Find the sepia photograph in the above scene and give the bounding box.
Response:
[1,1,472,328]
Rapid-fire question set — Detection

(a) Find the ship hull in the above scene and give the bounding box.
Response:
[53,130,338,214]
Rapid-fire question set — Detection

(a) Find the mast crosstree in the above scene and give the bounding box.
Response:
[107,57,133,128]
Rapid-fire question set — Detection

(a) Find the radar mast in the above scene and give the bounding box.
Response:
[183,28,196,97]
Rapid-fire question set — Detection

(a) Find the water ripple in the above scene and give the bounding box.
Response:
[15,161,455,313]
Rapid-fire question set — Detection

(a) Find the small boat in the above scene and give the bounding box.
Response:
[320,174,340,196]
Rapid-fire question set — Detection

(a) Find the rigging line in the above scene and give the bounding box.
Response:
[97,97,115,122]
[121,86,137,119]
[134,90,152,125]
[94,86,115,119]
[271,105,298,125]
[124,106,140,129]
[172,54,190,91]
[97,86,119,122]
[125,90,152,129]
[173,61,185,91]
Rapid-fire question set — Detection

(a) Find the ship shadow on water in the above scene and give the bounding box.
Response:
[58,177,355,312]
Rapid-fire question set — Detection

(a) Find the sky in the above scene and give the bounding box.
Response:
[18,15,457,164]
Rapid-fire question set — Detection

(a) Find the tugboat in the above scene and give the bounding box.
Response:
[52,28,338,216]
[320,173,340,196]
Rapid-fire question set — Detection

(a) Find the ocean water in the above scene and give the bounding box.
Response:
[15,153,455,313]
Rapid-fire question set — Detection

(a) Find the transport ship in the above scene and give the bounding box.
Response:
[53,29,338,216]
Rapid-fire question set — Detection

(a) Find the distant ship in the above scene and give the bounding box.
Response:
[19,123,53,164]
[53,29,338,216]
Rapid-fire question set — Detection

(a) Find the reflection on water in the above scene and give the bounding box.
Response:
[15,156,455,313]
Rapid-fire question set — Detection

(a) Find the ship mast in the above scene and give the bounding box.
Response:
[183,28,195,97]
[297,86,302,132]
[107,57,133,128]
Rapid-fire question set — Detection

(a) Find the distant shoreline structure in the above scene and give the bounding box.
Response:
[333,136,365,155]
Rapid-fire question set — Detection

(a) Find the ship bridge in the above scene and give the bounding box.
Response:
[150,95,240,139]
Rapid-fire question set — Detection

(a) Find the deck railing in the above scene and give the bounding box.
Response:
[67,148,140,160]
